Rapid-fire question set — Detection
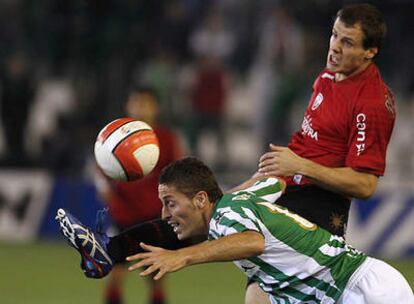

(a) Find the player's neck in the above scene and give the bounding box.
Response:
[204,203,215,228]
[335,61,372,82]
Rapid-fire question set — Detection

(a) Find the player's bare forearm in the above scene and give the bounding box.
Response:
[126,231,265,280]
[298,160,378,199]
[182,231,265,265]
[259,144,378,199]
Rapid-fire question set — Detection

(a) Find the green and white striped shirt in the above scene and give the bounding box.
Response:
[208,178,366,303]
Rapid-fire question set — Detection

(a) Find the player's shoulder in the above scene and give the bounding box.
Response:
[220,192,255,206]
[358,64,387,93]
[354,65,393,107]
[153,125,181,144]
[214,193,259,215]
[313,68,335,89]
[154,125,175,136]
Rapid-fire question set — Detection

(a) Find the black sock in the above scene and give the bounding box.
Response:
[107,218,190,264]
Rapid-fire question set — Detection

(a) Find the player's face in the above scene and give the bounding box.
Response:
[327,18,377,81]
[126,93,158,124]
[158,184,208,240]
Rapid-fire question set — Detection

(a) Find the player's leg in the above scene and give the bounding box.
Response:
[56,208,189,278]
[105,264,127,304]
[105,222,169,304]
[107,217,190,264]
[339,257,414,303]
[245,282,271,304]
[148,277,166,304]
[56,208,113,278]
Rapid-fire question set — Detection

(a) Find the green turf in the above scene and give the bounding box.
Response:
[0,241,245,304]
[1,241,413,303]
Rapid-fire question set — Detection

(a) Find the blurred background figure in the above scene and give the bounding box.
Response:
[188,55,230,171]
[94,87,183,304]
[259,5,306,146]
[187,6,234,171]
[0,52,35,166]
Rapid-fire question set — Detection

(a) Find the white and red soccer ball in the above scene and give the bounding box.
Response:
[94,118,160,181]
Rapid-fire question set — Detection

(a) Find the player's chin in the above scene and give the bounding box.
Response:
[176,230,192,241]
[175,230,185,240]
[176,234,187,241]
[326,63,338,73]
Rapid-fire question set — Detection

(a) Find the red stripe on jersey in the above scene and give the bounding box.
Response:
[113,130,159,180]
[97,117,136,143]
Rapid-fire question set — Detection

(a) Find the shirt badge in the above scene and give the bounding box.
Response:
[311,93,324,111]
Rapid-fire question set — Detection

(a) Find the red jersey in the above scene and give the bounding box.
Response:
[287,64,395,186]
[107,125,182,227]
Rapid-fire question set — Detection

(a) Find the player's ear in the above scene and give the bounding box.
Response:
[365,47,377,60]
[194,191,208,209]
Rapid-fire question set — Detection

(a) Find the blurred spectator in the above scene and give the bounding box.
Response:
[189,5,236,63]
[0,52,35,166]
[188,56,230,171]
[135,49,178,125]
[248,5,306,147]
[187,6,235,170]
[159,1,192,63]
[263,5,306,145]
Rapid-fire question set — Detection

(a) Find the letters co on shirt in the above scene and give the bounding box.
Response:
[356,113,366,156]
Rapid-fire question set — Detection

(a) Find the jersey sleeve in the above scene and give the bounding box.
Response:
[345,92,395,176]
[208,204,264,240]
[233,177,284,203]
[209,178,283,240]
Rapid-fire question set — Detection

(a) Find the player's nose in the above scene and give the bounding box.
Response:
[330,39,341,53]
[161,206,170,220]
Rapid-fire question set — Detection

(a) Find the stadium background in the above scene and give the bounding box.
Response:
[0,0,413,303]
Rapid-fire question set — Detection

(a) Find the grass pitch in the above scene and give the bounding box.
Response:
[1,241,413,303]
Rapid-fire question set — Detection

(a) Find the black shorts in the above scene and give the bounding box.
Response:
[277,185,351,236]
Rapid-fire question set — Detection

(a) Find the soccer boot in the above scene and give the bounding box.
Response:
[55,208,113,278]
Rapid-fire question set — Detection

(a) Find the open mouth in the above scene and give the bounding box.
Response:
[329,54,340,66]
[168,221,180,233]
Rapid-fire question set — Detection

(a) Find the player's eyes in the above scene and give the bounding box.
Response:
[343,40,353,47]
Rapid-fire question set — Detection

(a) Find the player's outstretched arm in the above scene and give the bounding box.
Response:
[126,230,265,280]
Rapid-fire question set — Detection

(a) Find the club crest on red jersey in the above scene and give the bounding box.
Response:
[311,93,324,111]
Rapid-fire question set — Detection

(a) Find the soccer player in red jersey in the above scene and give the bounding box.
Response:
[95,87,183,304]
[258,3,395,237]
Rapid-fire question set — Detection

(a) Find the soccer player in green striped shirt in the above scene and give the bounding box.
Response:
[127,157,413,303]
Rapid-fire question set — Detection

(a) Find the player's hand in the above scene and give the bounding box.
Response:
[258,144,305,177]
[126,242,187,280]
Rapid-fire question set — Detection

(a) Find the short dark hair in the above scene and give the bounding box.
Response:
[159,157,223,203]
[336,3,386,52]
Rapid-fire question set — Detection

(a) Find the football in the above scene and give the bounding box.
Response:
[94,118,160,181]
